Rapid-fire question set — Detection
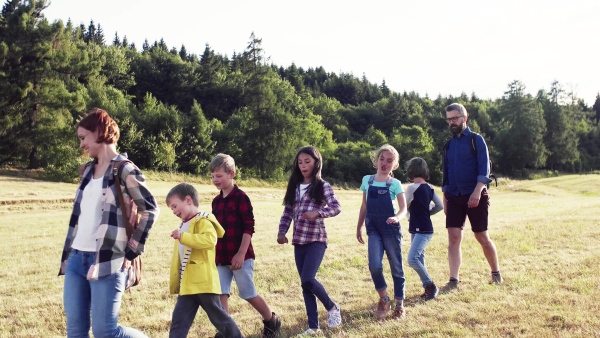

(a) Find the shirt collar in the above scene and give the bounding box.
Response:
[220,184,240,198]
[455,126,472,139]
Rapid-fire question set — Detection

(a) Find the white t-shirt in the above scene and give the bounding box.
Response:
[299,183,310,198]
[72,176,103,251]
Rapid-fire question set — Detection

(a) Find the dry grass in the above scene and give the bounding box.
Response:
[1,174,599,337]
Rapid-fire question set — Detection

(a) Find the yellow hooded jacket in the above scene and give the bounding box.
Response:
[169,212,225,295]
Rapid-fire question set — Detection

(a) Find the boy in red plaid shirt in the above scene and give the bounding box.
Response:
[210,154,281,338]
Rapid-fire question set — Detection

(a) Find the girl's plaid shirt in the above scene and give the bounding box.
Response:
[278,180,341,245]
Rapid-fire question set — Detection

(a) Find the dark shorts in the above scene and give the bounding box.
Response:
[445,190,489,233]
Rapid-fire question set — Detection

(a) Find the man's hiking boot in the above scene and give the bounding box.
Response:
[491,272,503,285]
[373,298,391,320]
[423,282,439,300]
[262,312,281,338]
[440,280,460,293]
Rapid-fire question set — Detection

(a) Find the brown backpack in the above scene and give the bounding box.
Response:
[113,160,143,290]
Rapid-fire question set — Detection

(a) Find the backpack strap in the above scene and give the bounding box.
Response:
[113,160,135,239]
[470,132,478,157]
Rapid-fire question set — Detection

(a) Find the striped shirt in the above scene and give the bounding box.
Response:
[278,180,341,245]
[59,153,160,279]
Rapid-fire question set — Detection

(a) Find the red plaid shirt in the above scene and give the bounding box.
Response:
[212,185,255,265]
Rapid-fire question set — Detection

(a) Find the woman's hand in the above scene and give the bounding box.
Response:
[121,259,131,270]
[386,216,399,224]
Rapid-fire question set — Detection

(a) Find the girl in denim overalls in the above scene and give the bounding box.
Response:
[356,144,407,320]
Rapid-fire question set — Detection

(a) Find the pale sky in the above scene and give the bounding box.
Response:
[43,0,598,105]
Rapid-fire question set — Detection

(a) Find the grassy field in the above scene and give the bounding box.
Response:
[0,174,599,338]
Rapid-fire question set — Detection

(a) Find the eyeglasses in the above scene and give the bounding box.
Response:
[446,116,462,123]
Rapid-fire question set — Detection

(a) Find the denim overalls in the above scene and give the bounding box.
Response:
[365,175,405,300]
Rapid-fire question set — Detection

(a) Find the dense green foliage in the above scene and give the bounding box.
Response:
[1,0,599,183]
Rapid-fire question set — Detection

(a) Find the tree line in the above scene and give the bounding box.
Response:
[1,0,599,185]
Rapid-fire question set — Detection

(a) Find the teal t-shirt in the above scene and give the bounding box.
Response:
[360,175,404,213]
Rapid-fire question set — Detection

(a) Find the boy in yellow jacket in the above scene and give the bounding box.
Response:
[167,183,243,338]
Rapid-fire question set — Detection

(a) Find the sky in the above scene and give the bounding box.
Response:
[43,0,599,105]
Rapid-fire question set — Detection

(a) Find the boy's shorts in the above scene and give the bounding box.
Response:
[445,190,489,233]
[217,258,258,299]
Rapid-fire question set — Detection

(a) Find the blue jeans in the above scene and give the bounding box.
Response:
[407,233,434,288]
[366,225,405,300]
[63,250,148,338]
[294,242,335,330]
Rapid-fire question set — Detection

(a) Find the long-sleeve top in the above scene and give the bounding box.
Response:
[59,153,160,279]
[212,185,255,265]
[442,127,493,195]
[278,180,341,245]
[405,183,443,234]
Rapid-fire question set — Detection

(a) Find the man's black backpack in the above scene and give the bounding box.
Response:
[443,132,497,188]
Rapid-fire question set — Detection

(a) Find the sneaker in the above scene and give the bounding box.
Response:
[392,305,405,319]
[373,298,391,320]
[262,312,281,338]
[327,303,342,328]
[440,280,460,293]
[491,273,503,285]
[424,282,439,300]
[296,328,321,336]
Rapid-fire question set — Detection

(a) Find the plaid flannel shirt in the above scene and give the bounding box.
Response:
[278,180,341,245]
[59,153,160,279]
[212,185,255,265]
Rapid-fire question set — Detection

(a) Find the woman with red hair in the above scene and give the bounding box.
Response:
[59,108,160,337]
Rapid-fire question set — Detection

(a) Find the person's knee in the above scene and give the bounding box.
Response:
[448,233,462,246]
[474,231,492,245]
[407,255,420,269]
[301,279,316,291]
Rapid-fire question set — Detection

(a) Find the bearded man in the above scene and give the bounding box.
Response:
[441,103,502,291]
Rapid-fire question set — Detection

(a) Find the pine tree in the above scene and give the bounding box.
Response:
[179,44,187,60]
[94,23,105,44]
[593,93,600,125]
[112,31,120,46]
[0,0,92,168]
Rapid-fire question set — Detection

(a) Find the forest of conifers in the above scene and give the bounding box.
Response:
[1,1,599,185]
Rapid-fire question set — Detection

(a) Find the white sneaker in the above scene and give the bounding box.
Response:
[297,328,322,336]
[327,302,342,328]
